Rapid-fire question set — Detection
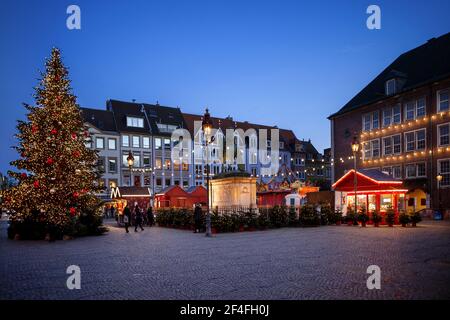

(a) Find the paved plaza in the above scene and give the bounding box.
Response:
[1,219,450,300]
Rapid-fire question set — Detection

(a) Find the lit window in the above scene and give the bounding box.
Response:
[108,138,116,150]
[122,135,129,147]
[96,137,104,149]
[155,138,162,150]
[126,117,144,128]
[132,136,140,148]
[143,137,150,149]
[108,158,117,173]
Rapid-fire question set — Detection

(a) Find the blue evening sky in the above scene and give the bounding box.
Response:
[1,0,449,172]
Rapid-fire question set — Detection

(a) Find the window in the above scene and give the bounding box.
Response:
[362,111,379,131]
[279,141,284,149]
[438,123,450,146]
[438,89,449,112]
[393,135,401,154]
[405,102,415,121]
[416,98,425,117]
[383,105,401,127]
[108,158,117,173]
[382,166,392,176]
[383,137,392,155]
[385,79,396,95]
[382,109,392,127]
[156,123,177,133]
[363,139,380,159]
[132,136,140,148]
[126,116,144,128]
[405,163,426,178]
[97,157,105,173]
[143,137,150,149]
[143,153,151,167]
[164,138,171,150]
[165,179,171,186]
[404,98,426,121]
[96,137,104,149]
[108,138,116,150]
[155,157,162,169]
[122,152,129,167]
[164,159,171,170]
[156,178,162,186]
[122,135,129,147]
[392,165,402,179]
[438,159,450,187]
[154,138,162,150]
[405,129,426,152]
[143,176,151,186]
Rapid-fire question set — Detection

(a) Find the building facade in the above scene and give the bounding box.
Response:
[82,100,329,199]
[329,32,450,212]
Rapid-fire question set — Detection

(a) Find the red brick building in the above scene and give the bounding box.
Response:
[329,32,450,213]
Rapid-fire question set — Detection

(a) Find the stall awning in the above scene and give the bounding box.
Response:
[333,169,404,192]
[111,186,152,199]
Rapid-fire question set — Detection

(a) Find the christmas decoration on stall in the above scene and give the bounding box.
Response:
[1,48,104,238]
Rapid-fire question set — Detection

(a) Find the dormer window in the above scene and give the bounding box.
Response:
[126,116,144,128]
[385,79,397,96]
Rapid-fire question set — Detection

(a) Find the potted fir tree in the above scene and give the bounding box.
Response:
[346,210,355,226]
[385,207,395,227]
[399,211,410,227]
[410,211,422,227]
[357,208,369,227]
[371,210,382,227]
[335,210,343,226]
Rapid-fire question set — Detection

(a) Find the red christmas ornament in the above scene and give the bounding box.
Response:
[81,188,88,194]
[73,151,81,158]
[33,180,40,188]
[32,125,38,133]
[69,207,76,216]
[84,131,90,138]
[71,133,77,140]
[46,157,54,165]
[20,173,27,179]
[51,129,58,135]
[21,152,26,158]
[73,192,79,198]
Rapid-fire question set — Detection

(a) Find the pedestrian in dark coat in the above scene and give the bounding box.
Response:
[134,204,144,232]
[123,205,131,233]
[194,204,203,233]
[147,206,154,226]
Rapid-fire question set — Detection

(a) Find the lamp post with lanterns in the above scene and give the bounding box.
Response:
[202,108,215,237]
[437,173,443,214]
[127,151,134,187]
[351,137,360,212]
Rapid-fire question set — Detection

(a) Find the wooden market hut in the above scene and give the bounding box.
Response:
[333,169,408,216]
[154,185,207,209]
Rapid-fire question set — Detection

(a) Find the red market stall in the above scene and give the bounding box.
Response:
[155,185,207,209]
[257,190,291,207]
[110,186,152,224]
[333,169,408,220]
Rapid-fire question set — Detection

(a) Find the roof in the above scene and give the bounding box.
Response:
[332,169,404,192]
[106,99,186,136]
[360,169,398,182]
[81,107,117,132]
[182,112,296,151]
[329,32,450,119]
[294,138,320,155]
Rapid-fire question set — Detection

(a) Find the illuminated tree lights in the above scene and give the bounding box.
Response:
[1,48,103,235]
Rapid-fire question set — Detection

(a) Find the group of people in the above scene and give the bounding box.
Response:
[122,203,154,233]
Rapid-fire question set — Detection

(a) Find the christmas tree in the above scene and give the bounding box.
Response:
[2,48,104,239]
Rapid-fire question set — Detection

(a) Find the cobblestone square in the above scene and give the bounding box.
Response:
[1,220,449,300]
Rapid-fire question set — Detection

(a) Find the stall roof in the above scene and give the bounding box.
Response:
[111,187,152,198]
[332,169,404,192]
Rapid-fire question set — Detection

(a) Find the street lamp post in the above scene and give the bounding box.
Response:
[437,173,443,214]
[202,108,215,237]
[127,151,134,187]
[351,137,360,213]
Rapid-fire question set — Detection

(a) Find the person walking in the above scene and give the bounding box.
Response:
[134,204,144,232]
[146,205,154,227]
[123,204,131,233]
[194,203,203,233]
